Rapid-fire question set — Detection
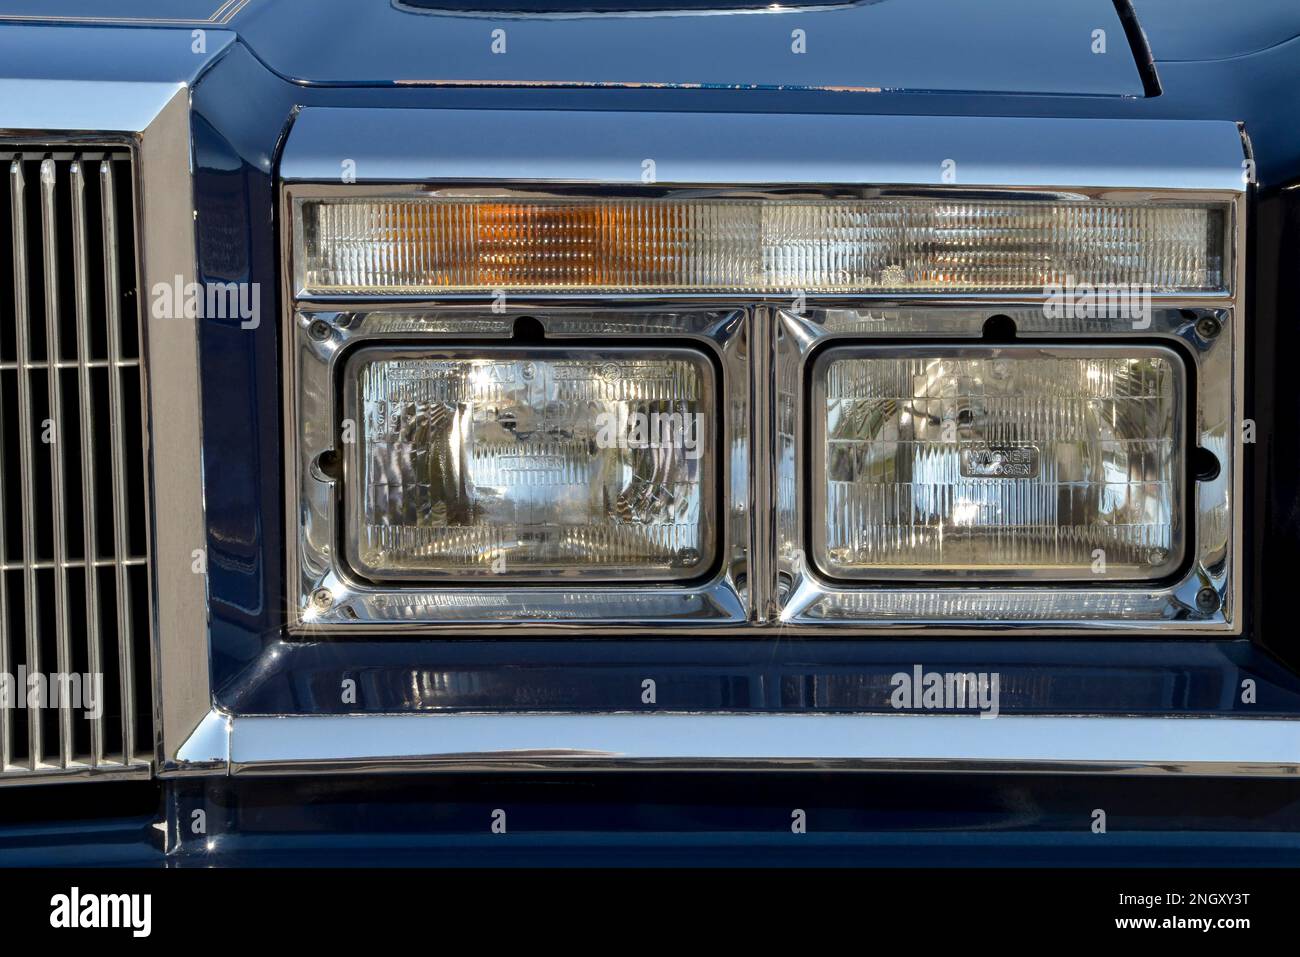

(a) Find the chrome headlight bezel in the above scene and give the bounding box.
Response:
[287,303,752,632]
[283,181,1242,635]
[775,300,1237,630]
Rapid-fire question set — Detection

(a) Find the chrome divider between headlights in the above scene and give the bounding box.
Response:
[749,305,776,623]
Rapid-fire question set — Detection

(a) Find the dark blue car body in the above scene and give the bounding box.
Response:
[1,0,1299,866]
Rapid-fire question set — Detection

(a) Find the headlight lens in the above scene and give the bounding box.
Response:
[811,345,1185,581]
[342,346,717,581]
[296,196,1227,296]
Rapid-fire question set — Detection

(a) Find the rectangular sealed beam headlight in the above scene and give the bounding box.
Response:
[341,346,718,582]
[810,344,1186,582]
[294,196,1228,296]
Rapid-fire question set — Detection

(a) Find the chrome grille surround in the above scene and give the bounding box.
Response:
[0,78,209,786]
[0,148,152,783]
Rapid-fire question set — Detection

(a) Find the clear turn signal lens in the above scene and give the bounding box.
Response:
[297,196,1227,296]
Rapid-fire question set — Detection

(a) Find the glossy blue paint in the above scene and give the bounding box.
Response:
[159,773,1300,866]
[4,772,1300,866]
[3,11,1298,188]
[189,45,299,692]
[0,23,235,84]
[0,817,163,866]
[3,3,1300,864]
[219,638,1300,716]
[161,834,1300,867]
[161,17,1300,712]
[1133,0,1300,61]
[2,0,1147,96]
[0,783,164,866]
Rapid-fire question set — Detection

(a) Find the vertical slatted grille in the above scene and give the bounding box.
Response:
[0,149,152,783]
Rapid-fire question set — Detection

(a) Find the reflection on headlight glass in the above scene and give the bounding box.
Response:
[813,347,1184,580]
[345,348,716,581]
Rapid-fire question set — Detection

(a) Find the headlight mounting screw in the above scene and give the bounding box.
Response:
[1194,315,1222,341]
[308,319,333,342]
[310,587,334,612]
[1195,587,1220,614]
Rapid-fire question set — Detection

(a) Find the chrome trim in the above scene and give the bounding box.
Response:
[101,158,138,765]
[749,305,776,622]
[0,80,208,780]
[164,108,1275,778]
[775,301,1240,632]
[172,709,229,774]
[1232,186,1248,641]
[0,762,153,789]
[286,305,751,631]
[0,81,186,138]
[0,165,9,771]
[392,0,861,21]
[0,0,250,27]
[8,156,42,766]
[133,89,210,775]
[70,158,105,764]
[280,116,1246,636]
[280,110,1249,194]
[1,147,162,779]
[185,712,1300,778]
[0,378,4,772]
[39,157,76,763]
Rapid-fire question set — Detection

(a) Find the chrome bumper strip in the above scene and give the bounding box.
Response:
[168,712,1300,778]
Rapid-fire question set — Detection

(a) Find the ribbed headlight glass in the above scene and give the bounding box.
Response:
[810,345,1186,581]
[342,346,717,581]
